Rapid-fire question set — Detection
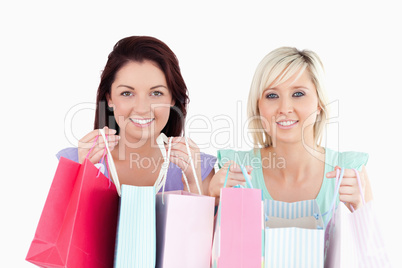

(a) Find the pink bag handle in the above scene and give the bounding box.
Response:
[84,134,108,178]
[323,167,366,225]
[350,168,366,212]
[337,168,366,212]
[85,135,100,159]
[322,168,345,226]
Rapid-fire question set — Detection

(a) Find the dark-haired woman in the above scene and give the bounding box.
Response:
[57,36,215,193]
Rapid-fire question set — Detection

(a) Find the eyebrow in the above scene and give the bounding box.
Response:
[292,86,311,91]
[150,85,168,90]
[264,86,311,92]
[117,85,168,90]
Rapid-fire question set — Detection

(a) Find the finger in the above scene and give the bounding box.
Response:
[326,170,338,178]
[220,160,239,172]
[89,140,119,162]
[80,127,116,143]
[85,139,118,156]
[169,148,202,163]
[79,130,101,144]
[168,144,190,156]
[341,169,360,178]
[79,127,117,148]
[339,185,358,195]
[229,164,253,174]
[183,137,199,149]
[227,173,249,182]
[219,161,252,176]
[167,143,199,158]
[98,134,120,145]
[87,147,106,164]
[326,168,359,179]
[340,177,358,187]
[224,179,247,188]
[79,134,100,149]
[168,137,186,147]
[169,152,190,167]
[245,166,253,174]
[339,194,361,207]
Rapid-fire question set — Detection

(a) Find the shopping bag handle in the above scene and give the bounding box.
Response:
[154,133,202,196]
[85,135,99,159]
[322,167,366,225]
[223,164,253,189]
[84,133,113,185]
[154,134,172,195]
[99,129,121,196]
[332,168,366,210]
[349,169,366,211]
[322,168,344,224]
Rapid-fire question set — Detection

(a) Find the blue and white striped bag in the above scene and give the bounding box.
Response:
[112,134,170,268]
[114,185,156,268]
[263,199,325,268]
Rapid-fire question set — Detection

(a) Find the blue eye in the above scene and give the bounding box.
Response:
[293,91,305,97]
[266,93,278,99]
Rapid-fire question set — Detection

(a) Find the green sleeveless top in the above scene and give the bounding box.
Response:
[217,147,368,223]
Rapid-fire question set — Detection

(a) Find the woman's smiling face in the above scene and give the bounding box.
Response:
[258,69,321,146]
[108,60,173,144]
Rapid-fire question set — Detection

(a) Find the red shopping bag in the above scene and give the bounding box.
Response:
[26,156,119,268]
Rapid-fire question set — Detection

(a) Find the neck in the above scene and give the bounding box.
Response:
[263,138,325,182]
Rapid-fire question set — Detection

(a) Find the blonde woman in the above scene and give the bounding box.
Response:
[209,47,373,220]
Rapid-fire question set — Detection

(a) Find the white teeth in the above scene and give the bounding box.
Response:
[130,118,154,125]
[277,120,297,126]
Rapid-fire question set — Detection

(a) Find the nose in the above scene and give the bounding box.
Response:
[278,97,294,115]
[133,94,151,116]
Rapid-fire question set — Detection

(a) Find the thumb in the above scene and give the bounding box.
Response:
[221,160,236,170]
[245,165,253,174]
[326,165,341,178]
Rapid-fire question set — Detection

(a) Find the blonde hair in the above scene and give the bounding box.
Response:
[247,47,329,148]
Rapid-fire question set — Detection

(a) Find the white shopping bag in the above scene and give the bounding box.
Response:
[324,168,392,268]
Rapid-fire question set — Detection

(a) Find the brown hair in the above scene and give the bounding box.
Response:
[94,36,189,136]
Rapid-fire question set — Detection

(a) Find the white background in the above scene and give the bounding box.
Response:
[1,0,400,267]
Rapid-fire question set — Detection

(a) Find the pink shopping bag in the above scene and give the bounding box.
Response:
[154,135,215,268]
[155,191,215,268]
[211,165,263,268]
[324,168,392,268]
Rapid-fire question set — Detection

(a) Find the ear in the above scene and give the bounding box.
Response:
[106,93,114,108]
[317,105,322,115]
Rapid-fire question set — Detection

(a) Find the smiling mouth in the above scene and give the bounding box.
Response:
[129,118,155,125]
[276,120,298,127]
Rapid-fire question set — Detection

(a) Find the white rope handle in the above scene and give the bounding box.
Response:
[99,128,121,196]
[154,134,170,193]
[154,134,202,196]
[182,136,202,195]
